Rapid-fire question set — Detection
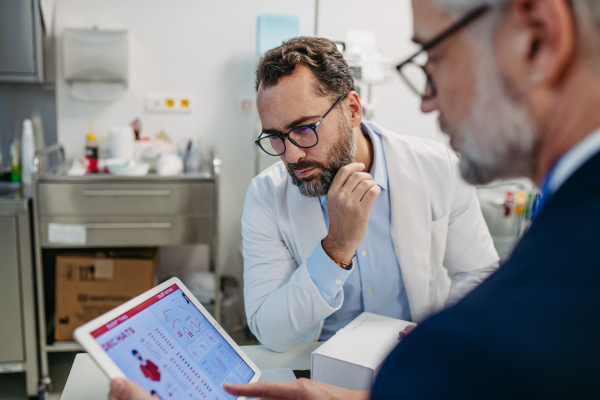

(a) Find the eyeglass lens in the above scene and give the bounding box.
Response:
[401,63,429,97]
[264,126,318,155]
[289,126,317,147]
[401,52,435,98]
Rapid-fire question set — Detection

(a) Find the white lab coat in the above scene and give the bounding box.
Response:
[242,122,499,352]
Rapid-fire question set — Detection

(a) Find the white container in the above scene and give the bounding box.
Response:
[108,126,134,160]
[156,153,183,176]
[21,119,35,184]
[311,312,415,391]
[105,159,149,176]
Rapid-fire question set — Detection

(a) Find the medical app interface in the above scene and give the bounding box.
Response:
[92,285,254,400]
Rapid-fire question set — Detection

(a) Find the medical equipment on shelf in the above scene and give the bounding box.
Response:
[337,30,394,120]
[477,179,537,261]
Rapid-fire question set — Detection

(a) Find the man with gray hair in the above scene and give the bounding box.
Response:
[220,0,600,398]
[109,0,600,398]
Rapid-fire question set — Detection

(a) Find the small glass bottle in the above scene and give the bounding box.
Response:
[85,121,99,173]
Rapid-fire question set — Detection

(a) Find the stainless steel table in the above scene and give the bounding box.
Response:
[33,145,221,394]
[60,343,322,400]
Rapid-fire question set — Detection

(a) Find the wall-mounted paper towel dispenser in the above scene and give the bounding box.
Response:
[62,28,128,102]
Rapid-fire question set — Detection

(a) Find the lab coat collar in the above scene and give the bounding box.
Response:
[361,122,388,191]
[370,122,432,322]
[286,121,433,322]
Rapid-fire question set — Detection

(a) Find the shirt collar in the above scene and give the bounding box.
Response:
[362,122,388,192]
[319,122,388,206]
[548,127,600,194]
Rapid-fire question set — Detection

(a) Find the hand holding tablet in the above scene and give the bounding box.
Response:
[74,278,261,400]
[109,378,155,400]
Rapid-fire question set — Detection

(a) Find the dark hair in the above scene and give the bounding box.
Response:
[255,37,355,100]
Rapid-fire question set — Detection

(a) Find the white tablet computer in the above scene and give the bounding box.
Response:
[74,277,261,400]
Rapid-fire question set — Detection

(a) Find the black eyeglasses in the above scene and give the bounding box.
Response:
[255,94,347,156]
[396,4,491,100]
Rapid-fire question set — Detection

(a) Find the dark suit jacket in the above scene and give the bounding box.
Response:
[372,151,600,399]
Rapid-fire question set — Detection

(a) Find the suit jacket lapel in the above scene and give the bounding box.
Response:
[373,123,432,322]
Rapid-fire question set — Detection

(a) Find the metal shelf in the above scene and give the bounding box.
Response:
[46,342,84,353]
[32,147,222,395]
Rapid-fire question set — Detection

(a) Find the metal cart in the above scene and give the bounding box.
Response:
[32,144,221,395]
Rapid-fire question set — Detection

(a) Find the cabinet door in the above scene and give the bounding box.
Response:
[0,0,36,76]
[0,215,25,362]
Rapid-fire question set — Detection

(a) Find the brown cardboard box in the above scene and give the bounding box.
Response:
[55,250,157,341]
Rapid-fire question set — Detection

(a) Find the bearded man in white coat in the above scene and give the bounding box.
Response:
[242,37,499,352]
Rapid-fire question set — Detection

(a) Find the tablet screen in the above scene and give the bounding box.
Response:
[91,284,254,399]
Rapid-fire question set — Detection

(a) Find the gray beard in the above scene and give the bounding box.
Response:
[443,46,540,185]
[286,115,356,197]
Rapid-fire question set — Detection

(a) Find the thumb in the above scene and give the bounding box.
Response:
[398,324,416,338]
[109,378,152,400]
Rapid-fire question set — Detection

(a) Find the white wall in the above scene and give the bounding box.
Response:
[318,0,442,141]
[53,0,441,280]
[53,0,316,278]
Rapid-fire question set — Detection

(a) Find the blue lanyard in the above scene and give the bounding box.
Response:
[531,165,557,221]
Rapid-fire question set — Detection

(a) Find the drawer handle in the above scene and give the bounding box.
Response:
[85,222,172,229]
[83,190,172,197]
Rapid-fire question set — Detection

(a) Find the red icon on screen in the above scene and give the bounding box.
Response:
[132,349,161,382]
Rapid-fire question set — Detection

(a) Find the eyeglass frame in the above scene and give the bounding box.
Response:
[255,94,348,156]
[396,4,491,100]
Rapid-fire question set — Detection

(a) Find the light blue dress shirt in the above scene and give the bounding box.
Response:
[548,127,600,194]
[306,123,412,340]
[535,128,600,218]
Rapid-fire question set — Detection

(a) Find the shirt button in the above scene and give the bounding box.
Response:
[367,287,373,293]
[335,279,342,285]
[361,250,367,256]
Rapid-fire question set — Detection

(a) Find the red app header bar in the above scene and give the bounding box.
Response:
[91,284,179,338]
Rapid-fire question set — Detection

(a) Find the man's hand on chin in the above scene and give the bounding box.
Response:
[223,378,370,400]
[322,162,381,263]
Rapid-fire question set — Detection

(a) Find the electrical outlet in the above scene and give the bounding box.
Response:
[145,93,195,113]
[239,97,254,114]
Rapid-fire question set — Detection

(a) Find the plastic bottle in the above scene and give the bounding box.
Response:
[10,138,21,182]
[21,119,35,184]
[85,121,99,173]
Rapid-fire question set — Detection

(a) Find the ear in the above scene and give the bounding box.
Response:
[345,91,363,128]
[503,0,575,89]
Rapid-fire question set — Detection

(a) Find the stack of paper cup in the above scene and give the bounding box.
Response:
[108,126,134,160]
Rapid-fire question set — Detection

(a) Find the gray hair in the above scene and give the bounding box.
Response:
[434,0,600,39]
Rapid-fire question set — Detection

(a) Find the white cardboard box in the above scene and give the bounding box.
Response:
[311,312,415,390]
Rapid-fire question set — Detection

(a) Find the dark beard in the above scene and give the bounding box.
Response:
[286,116,356,197]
